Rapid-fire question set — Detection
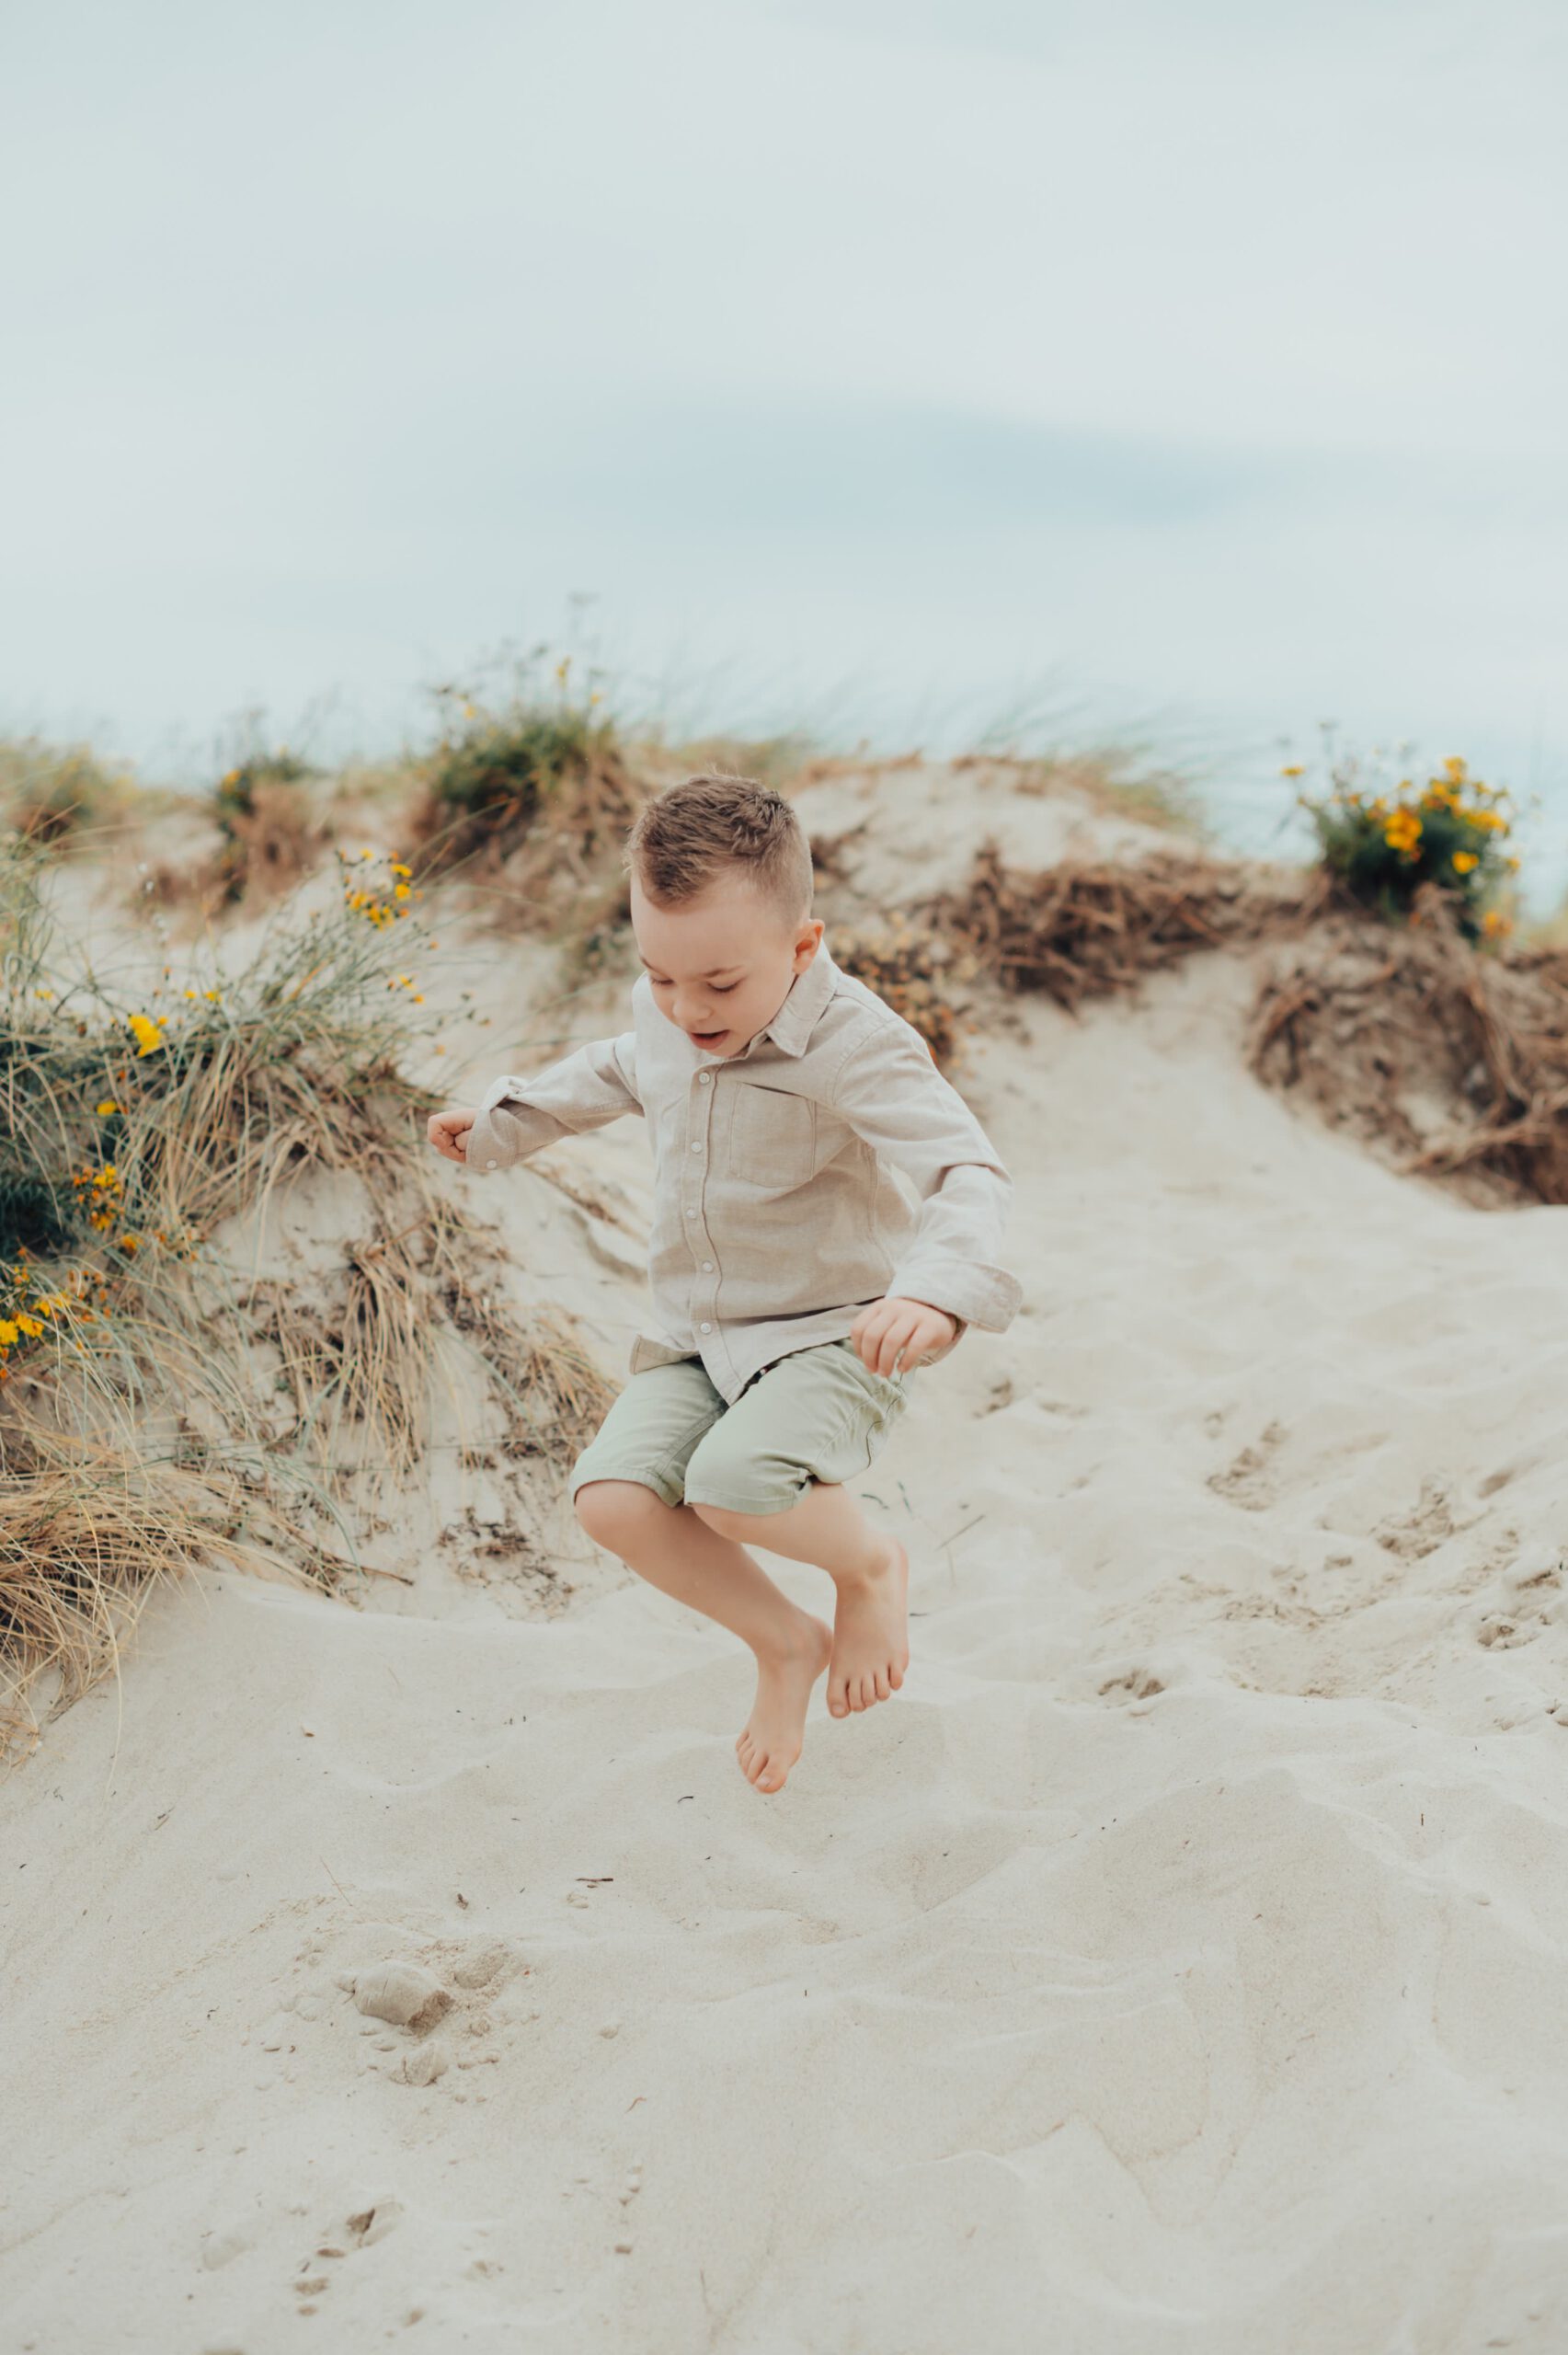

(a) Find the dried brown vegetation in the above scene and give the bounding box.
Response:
[925,843,1310,1014]
[830,910,977,1067]
[0,1438,342,1762]
[1251,883,1568,1205]
[924,840,1568,1209]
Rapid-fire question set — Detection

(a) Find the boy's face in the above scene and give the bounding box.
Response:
[630,872,822,1058]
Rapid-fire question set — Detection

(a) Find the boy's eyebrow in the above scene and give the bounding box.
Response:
[637,955,748,979]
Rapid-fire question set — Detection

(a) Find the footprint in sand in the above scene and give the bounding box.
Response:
[1097,1666,1166,1704]
[1476,1555,1565,1650]
[334,1935,519,2093]
[1207,1419,1288,1511]
[1375,1473,1481,1561]
[288,2189,405,2306]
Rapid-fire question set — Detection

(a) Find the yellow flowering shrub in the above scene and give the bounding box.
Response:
[1293,751,1518,943]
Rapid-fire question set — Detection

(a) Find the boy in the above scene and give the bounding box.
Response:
[428,774,1022,1795]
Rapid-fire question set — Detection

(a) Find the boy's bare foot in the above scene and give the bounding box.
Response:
[827,1535,910,1717]
[736,1614,832,1795]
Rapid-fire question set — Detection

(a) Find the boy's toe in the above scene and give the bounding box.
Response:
[874,1667,891,1700]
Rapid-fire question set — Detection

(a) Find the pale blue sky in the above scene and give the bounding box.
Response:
[4,0,1564,885]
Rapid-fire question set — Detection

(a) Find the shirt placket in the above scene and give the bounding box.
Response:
[685,1064,727,1373]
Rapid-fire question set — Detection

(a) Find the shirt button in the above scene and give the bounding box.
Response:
[485,1158,497,1170]
[698,1071,712,1086]
[691,1140,703,1153]
[702,1260,714,1271]
[700,1321,713,1333]
[685,1208,697,1219]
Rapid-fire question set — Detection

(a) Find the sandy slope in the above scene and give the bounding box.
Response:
[6,776,1568,2353]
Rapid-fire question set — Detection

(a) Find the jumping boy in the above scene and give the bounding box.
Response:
[427,774,1022,1794]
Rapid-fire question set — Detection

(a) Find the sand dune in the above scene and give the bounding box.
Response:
[6,775,1568,2352]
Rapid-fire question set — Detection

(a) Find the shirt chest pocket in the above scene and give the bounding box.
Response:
[726,1082,819,1190]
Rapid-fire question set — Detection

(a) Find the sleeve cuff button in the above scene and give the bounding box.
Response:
[485,1157,498,1170]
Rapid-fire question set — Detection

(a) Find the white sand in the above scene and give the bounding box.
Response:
[6,771,1568,2351]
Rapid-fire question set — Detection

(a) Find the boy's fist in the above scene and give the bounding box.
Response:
[427,1107,475,1164]
[849,1295,956,1379]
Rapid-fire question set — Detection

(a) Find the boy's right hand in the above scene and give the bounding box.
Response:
[427,1108,476,1164]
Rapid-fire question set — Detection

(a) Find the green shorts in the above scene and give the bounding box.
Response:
[568,1337,911,1518]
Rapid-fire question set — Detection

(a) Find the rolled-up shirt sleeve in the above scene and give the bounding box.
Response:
[463,1031,643,1174]
[830,1023,1024,1334]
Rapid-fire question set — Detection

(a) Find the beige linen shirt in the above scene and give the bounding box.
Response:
[464,938,1023,1405]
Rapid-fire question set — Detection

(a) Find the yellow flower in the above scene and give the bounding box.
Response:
[35,986,53,1000]
[1443,755,1468,781]
[203,989,221,1001]
[361,845,375,860]
[96,1099,121,1116]
[128,1014,165,1057]
[1452,851,1478,874]
[118,1233,141,1252]
[1384,810,1423,855]
[0,1321,17,1347]
[394,882,410,900]
[14,1314,42,1338]
[183,987,198,999]
[390,861,411,879]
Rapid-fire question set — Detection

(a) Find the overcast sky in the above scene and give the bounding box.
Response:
[4,0,1565,880]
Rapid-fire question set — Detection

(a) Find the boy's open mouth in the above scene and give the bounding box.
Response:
[689,1028,727,1046]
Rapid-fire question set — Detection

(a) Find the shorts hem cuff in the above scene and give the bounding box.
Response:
[570,1464,688,1510]
[683,1482,809,1517]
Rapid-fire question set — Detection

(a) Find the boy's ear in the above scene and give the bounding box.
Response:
[795,915,824,965]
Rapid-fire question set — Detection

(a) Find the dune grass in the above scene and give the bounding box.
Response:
[0,735,134,849]
[0,828,615,1757]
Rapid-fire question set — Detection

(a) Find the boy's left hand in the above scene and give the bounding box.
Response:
[850,1295,957,1379]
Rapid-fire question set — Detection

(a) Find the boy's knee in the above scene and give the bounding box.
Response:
[574,1478,667,1546]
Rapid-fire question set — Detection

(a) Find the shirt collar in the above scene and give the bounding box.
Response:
[747,938,837,1059]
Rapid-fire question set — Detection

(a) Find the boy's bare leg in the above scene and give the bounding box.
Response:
[574,1481,830,1794]
[691,1482,908,1722]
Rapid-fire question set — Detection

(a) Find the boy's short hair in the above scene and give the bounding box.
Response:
[624,773,813,931]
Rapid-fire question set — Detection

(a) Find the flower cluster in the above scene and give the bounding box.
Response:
[1291,752,1519,943]
[0,1259,89,1384]
[65,1158,191,1261]
[338,844,416,929]
[73,1161,124,1233]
